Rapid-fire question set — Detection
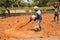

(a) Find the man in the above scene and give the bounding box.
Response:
[19,6,42,32]
[17,6,42,32]
[54,4,59,22]
[33,6,42,32]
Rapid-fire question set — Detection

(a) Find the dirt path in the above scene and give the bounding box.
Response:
[0,14,60,40]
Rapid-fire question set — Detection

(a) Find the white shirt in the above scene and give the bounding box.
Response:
[36,10,41,15]
[55,8,58,12]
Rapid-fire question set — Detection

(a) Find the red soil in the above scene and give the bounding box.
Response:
[0,14,60,40]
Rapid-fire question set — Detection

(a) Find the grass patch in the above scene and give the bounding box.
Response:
[0,6,60,13]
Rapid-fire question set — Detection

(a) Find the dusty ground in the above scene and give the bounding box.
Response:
[0,14,60,40]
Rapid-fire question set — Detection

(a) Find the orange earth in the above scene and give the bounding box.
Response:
[0,14,60,40]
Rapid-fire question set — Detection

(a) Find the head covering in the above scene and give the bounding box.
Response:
[34,6,38,10]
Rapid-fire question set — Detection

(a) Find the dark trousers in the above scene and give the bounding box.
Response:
[54,12,59,21]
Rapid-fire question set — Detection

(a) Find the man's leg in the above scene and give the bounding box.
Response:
[34,20,41,32]
[57,14,59,21]
[54,14,56,22]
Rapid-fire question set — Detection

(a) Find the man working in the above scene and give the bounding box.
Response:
[54,3,59,22]
[33,6,42,32]
[17,6,42,32]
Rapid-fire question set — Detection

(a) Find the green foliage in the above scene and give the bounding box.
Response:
[33,0,59,6]
[0,0,59,7]
[0,7,6,16]
[1,8,6,16]
[33,0,49,6]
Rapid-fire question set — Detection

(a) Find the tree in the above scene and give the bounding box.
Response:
[0,0,6,7]
[33,0,49,6]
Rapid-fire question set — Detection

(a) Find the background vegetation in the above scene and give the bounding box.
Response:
[0,0,59,15]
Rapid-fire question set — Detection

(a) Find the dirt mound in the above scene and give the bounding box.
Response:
[0,14,60,39]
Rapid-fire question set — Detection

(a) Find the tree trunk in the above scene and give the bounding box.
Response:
[7,9,10,16]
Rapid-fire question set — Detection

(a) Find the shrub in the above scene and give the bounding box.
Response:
[1,9,6,16]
